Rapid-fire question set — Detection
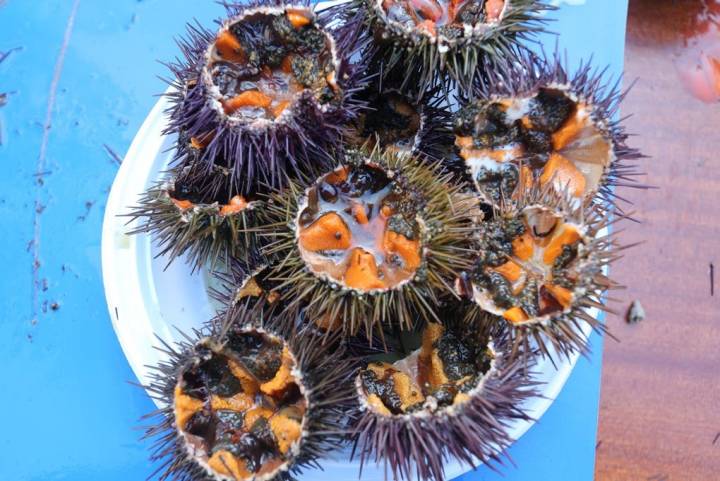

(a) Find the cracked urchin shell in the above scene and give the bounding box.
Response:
[127,163,266,271]
[164,0,368,195]
[454,51,645,211]
[457,183,620,360]
[343,83,455,166]
[142,299,358,481]
[351,310,539,481]
[258,146,482,339]
[343,0,553,92]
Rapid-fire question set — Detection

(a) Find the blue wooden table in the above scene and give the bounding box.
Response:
[0,1,627,479]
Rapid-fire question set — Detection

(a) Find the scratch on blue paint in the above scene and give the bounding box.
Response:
[30,0,81,323]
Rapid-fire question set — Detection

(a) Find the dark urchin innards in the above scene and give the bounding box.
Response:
[344,83,455,165]
[259,146,481,338]
[455,51,644,209]
[346,0,552,92]
[143,301,357,481]
[165,1,368,195]
[351,313,538,481]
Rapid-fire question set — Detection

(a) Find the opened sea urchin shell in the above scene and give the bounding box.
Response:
[352,315,537,481]
[347,0,552,91]
[259,146,481,337]
[460,185,617,358]
[455,52,644,209]
[165,1,367,193]
[143,302,356,481]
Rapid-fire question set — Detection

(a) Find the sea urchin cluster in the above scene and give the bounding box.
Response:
[127,1,646,480]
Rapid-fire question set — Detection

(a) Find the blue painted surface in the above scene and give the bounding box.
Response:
[0,1,626,480]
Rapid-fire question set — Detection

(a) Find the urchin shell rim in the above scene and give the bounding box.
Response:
[201,4,344,131]
[162,176,262,217]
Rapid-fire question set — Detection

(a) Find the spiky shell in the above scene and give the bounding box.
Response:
[344,83,455,165]
[460,184,618,359]
[258,146,481,338]
[142,299,357,481]
[344,0,552,92]
[351,311,538,481]
[164,0,367,194]
[455,51,644,210]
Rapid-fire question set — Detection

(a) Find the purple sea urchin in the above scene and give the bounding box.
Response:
[352,315,537,481]
[346,0,552,92]
[260,146,481,337]
[344,85,453,162]
[143,302,356,481]
[165,1,366,194]
[460,185,617,358]
[128,164,264,271]
[455,52,644,209]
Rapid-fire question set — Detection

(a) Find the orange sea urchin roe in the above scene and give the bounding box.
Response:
[174,332,307,480]
[297,164,423,292]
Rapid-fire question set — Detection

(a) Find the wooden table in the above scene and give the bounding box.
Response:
[595,1,720,480]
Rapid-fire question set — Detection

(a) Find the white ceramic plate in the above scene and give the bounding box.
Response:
[101,2,607,478]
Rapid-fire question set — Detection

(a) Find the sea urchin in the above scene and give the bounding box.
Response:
[143,302,356,481]
[165,1,365,193]
[351,0,552,91]
[128,163,264,271]
[459,185,616,358]
[352,316,537,481]
[455,52,643,208]
[260,146,480,337]
[344,85,453,162]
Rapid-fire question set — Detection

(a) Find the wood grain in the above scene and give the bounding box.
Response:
[595,1,720,480]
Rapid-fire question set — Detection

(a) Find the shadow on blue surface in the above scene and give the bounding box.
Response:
[0,1,626,479]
